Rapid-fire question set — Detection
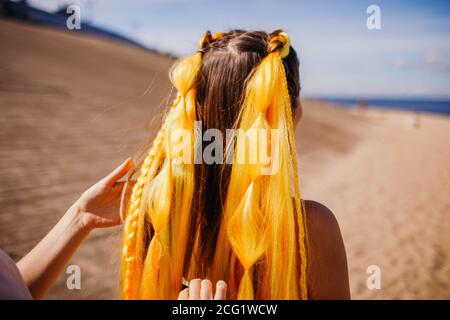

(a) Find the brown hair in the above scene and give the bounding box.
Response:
[187,29,301,277]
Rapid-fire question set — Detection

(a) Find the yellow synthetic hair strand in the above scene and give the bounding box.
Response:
[213,30,308,299]
[121,31,224,299]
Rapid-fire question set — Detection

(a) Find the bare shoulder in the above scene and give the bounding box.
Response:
[304,200,339,234]
[304,200,344,255]
[303,200,351,299]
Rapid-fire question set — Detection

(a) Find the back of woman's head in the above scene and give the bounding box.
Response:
[121,29,308,300]
[197,30,300,130]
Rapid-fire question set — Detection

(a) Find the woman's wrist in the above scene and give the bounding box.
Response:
[66,201,95,234]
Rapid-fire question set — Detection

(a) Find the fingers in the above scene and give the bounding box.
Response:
[200,279,213,300]
[111,181,126,193]
[119,179,136,223]
[178,279,227,300]
[214,280,227,300]
[178,288,189,300]
[103,158,134,187]
[188,278,202,300]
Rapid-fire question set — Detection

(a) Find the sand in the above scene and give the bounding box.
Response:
[0,19,449,299]
[298,104,450,299]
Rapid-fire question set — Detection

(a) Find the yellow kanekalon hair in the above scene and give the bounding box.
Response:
[121,124,166,299]
[121,32,222,299]
[121,30,308,300]
[212,31,308,299]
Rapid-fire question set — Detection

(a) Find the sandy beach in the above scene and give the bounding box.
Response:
[0,19,449,299]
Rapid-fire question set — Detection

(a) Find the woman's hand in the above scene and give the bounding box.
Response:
[178,279,227,300]
[73,158,134,231]
[17,158,135,299]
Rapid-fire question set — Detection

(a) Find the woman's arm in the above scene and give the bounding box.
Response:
[17,204,90,299]
[17,158,133,299]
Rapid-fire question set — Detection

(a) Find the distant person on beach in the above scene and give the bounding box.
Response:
[0,29,350,300]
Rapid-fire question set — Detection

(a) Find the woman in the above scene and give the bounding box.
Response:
[121,29,350,300]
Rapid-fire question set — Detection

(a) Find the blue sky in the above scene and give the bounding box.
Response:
[29,0,450,98]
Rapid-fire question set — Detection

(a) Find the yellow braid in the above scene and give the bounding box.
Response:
[121,114,169,299]
[278,46,308,299]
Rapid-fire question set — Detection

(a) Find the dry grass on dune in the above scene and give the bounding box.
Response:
[1,19,449,299]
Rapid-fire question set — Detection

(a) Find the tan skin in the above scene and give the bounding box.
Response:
[1,99,349,300]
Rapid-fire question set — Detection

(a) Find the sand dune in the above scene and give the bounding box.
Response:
[0,19,449,299]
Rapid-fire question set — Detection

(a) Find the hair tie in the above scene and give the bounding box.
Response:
[198,31,224,53]
[269,30,291,58]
